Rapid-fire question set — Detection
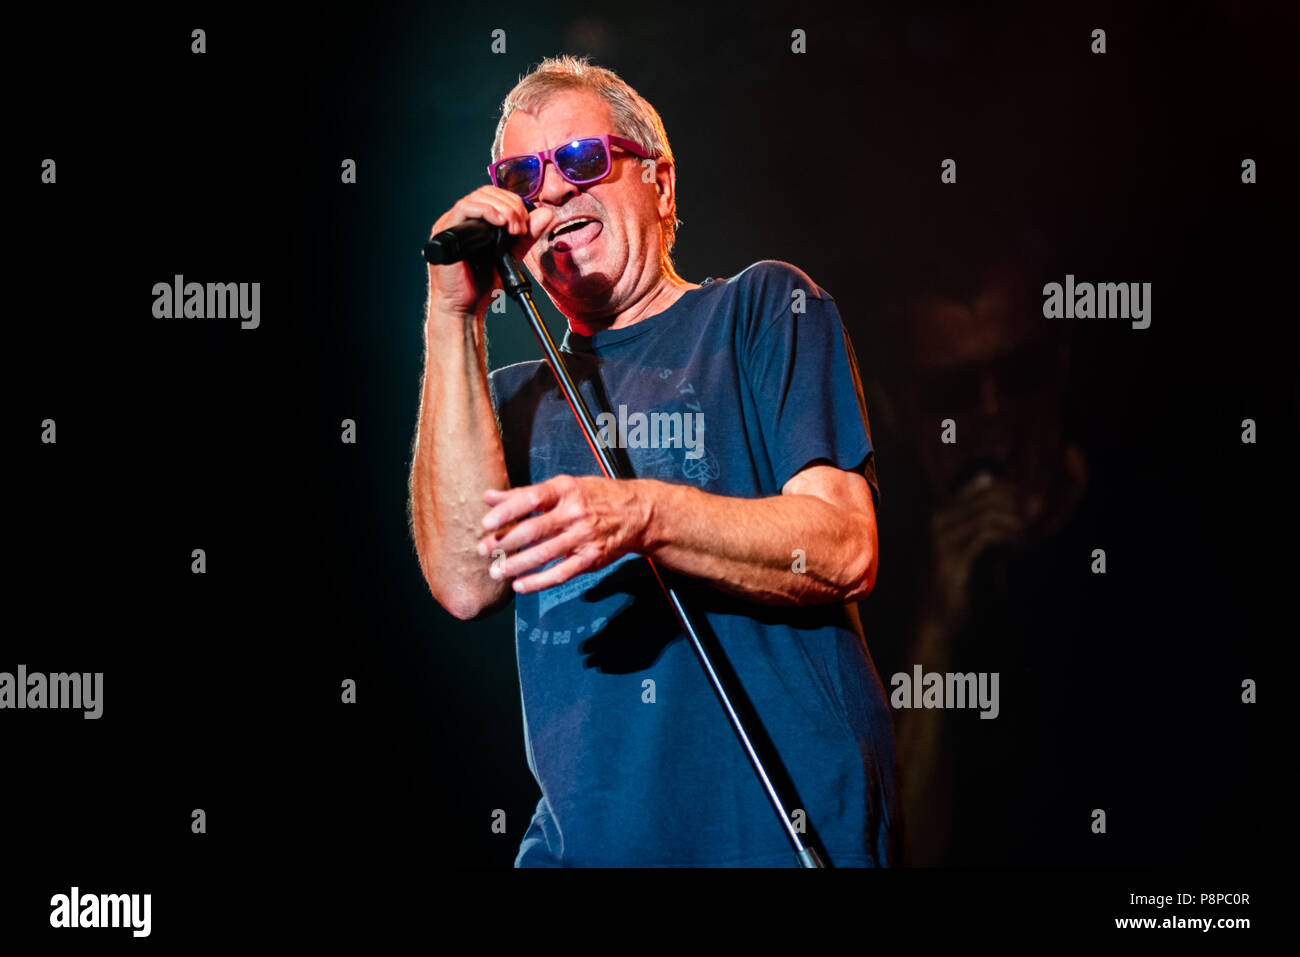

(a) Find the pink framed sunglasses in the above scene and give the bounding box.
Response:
[488,134,652,201]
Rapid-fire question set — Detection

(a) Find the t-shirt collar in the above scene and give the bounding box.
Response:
[560,280,716,354]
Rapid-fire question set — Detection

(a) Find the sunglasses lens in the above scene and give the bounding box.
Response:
[555,138,610,183]
[495,156,541,197]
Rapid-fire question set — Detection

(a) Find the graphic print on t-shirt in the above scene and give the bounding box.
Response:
[582,364,720,488]
[487,261,899,866]
[513,551,642,650]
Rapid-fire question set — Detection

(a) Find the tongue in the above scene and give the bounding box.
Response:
[553,220,601,251]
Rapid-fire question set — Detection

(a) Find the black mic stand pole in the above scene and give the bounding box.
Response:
[488,248,824,868]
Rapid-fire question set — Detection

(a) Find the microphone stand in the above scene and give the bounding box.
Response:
[487,247,825,868]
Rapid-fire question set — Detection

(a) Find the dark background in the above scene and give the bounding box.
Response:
[9,0,1292,939]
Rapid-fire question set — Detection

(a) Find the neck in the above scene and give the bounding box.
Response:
[566,261,699,337]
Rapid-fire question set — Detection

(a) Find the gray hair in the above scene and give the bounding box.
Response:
[491,54,680,260]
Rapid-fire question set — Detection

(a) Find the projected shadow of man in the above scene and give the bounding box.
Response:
[872,235,1097,866]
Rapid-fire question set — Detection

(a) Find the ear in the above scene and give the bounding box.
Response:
[652,158,676,221]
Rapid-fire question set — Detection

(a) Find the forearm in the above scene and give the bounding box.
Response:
[640,479,877,606]
[408,311,512,618]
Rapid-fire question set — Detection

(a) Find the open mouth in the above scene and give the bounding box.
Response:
[548,217,602,251]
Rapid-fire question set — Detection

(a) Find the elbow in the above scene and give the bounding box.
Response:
[411,523,512,620]
[428,575,510,621]
[444,596,490,622]
[844,562,877,605]
[438,584,483,621]
[412,532,505,620]
[842,531,879,604]
[446,588,511,621]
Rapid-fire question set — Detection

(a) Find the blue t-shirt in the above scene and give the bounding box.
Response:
[486,260,900,867]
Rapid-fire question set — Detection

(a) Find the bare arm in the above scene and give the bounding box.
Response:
[407,186,556,619]
[642,463,879,605]
[478,461,879,606]
[408,308,513,619]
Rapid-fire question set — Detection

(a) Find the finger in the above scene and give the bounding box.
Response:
[478,510,565,557]
[949,517,1026,559]
[429,202,508,242]
[529,205,557,238]
[963,526,1022,560]
[482,186,534,233]
[484,531,559,577]
[457,187,530,236]
[933,501,1024,539]
[443,196,522,235]
[482,488,532,529]
[492,529,585,581]
[934,517,1024,562]
[513,551,597,594]
[944,473,1020,510]
[939,509,1025,548]
[482,481,562,532]
[931,486,1023,533]
[510,206,557,259]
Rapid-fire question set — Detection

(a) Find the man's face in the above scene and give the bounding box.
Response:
[499,89,667,313]
[890,268,1071,518]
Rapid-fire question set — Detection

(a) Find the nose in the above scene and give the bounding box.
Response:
[535,158,580,206]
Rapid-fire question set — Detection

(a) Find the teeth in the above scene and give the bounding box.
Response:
[552,218,595,239]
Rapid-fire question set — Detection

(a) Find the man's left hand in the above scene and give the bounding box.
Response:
[476,475,652,593]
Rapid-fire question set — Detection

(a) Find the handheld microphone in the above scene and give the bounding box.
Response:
[423,199,536,265]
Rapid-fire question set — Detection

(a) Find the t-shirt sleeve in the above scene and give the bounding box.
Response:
[740,262,881,510]
[486,364,528,490]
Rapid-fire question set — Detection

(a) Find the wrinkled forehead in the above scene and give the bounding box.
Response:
[500,89,615,156]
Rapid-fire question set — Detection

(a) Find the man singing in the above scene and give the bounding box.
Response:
[408,54,900,867]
